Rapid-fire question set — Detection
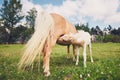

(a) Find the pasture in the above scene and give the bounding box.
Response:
[0,43,120,80]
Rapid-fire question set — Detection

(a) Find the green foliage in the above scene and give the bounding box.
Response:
[11,25,34,43]
[111,28,120,36]
[26,8,37,28]
[107,25,112,31]
[0,0,36,44]
[0,0,23,28]
[103,34,120,43]
[0,26,9,43]
[91,27,97,35]
[0,0,24,43]
[0,43,120,80]
[75,23,90,32]
[20,27,34,43]
[10,25,28,43]
[96,35,104,42]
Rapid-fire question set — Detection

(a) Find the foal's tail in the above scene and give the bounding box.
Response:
[18,12,54,70]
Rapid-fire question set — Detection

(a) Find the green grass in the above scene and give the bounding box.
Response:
[0,43,120,80]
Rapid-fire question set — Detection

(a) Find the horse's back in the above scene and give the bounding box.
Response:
[50,13,76,36]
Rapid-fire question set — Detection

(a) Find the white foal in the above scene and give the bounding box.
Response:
[61,30,94,67]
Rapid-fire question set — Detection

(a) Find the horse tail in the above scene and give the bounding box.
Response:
[18,12,54,70]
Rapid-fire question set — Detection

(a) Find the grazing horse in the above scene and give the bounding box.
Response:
[61,30,94,67]
[18,12,77,76]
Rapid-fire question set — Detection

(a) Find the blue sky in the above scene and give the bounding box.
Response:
[0,0,120,30]
[32,0,63,6]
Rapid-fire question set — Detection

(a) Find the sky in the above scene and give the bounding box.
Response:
[0,0,120,30]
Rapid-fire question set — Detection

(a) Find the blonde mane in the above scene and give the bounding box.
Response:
[18,12,54,70]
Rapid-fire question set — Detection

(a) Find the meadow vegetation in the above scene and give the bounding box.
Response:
[0,43,120,80]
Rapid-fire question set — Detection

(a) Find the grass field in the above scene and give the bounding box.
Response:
[0,43,120,80]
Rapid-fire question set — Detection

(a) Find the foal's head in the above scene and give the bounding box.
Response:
[61,33,74,42]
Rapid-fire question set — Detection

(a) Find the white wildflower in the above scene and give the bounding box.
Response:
[80,74,82,78]
[87,73,90,77]
[101,72,104,74]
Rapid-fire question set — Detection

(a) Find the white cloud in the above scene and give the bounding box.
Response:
[21,0,120,27]
[21,0,43,14]
[105,13,120,24]
[80,0,120,21]
[42,0,84,23]
[43,0,120,25]
[42,0,79,17]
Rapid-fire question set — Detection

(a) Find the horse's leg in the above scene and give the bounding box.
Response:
[75,46,80,65]
[72,45,76,62]
[83,45,87,67]
[88,43,94,63]
[43,39,56,77]
[67,45,70,59]
[43,47,51,77]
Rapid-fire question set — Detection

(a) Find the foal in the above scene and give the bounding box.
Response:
[61,30,94,67]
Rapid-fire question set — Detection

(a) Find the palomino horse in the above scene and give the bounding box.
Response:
[18,12,77,76]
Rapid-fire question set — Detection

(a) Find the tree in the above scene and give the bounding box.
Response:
[75,23,90,32]
[0,26,9,43]
[0,0,24,43]
[111,28,120,36]
[12,25,33,43]
[26,8,37,30]
[107,25,112,31]
[90,27,97,35]
[95,26,103,35]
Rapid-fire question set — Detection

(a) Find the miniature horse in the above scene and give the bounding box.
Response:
[61,30,94,67]
[18,12,77,76]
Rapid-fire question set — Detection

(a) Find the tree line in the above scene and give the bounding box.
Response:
[75,24,120,43]
[0,0,120,44]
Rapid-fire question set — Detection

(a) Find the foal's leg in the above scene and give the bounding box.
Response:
[83,45,87,67]
[88,43,94,63]
[75,46,80,65]
[67,45,70,59]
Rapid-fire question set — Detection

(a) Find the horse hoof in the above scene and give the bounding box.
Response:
[44,71,50,77]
